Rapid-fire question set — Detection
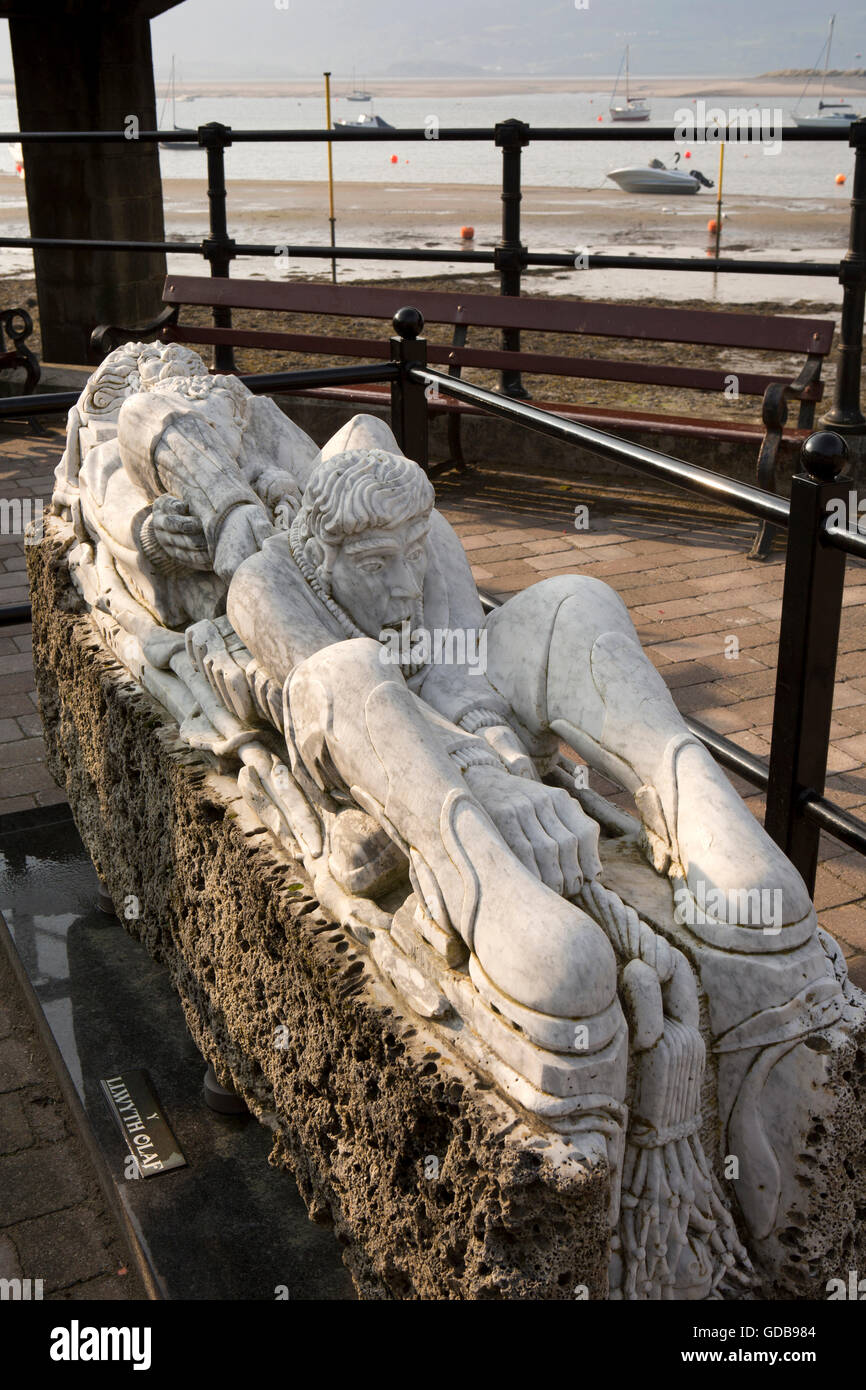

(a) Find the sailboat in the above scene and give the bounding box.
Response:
[609,46,651,122]
[346,69,372,102]
[792,15,860,128]
[159,57,198,150]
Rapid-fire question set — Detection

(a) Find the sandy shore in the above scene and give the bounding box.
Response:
[0,167,849,310]
[0,174,845,250]
[2,74,860,100]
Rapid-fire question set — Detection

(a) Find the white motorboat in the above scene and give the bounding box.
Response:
[607,154,714,195]
[334,111,394,129]
[609,46,651,122]
[792,15,861,128]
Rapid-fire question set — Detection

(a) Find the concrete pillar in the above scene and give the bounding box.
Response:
[7,3,176,364]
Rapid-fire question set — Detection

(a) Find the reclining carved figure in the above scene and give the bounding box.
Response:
[50,341,865,1300]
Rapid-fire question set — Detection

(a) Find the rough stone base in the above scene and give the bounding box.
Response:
[28,533,612,1301]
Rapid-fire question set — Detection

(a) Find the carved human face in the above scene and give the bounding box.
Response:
[328,514,430,637]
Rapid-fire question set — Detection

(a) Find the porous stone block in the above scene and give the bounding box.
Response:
[28,532,611,1300]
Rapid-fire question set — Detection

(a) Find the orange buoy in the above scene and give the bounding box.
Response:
[597,114,603,122]
[390,154,398,164]
[836,173,846,185]
[460,226,475,240]
[684,150,691,159]
[707,218,718,233]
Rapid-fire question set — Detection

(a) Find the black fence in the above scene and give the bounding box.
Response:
[1,117,864,420]
[2,306,865,892]
[1,118,866,891]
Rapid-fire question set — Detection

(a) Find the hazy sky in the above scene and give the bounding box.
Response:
[0,0,864,80]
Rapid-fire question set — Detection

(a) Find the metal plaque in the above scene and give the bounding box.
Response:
[100,1069,187,1178]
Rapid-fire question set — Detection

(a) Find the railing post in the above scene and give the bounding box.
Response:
[390,307,429,472]
[494,118,530,400]
[821,118,866,435]
[199,122,236,373]
[765,431,851,893]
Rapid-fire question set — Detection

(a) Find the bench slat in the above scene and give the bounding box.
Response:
[163,275,835,356]
[167,323,822,399]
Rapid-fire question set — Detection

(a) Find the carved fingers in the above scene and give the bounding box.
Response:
[479,723,539,780]
[186,618,255,724]
[212,503,276,582]
[247,660,284,730]
[463,765,601,899]
[150,494,211,570]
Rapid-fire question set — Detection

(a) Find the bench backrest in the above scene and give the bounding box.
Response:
[163,275,834,356]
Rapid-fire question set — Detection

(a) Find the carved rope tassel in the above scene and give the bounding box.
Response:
[576,879,754,1300]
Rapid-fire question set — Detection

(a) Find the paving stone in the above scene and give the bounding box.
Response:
[813,870,860,913]
[0,1092,33,1155]
[22,1094,69,1145]
[0,1233,22,1279]
[0,1142,90,1224]
[0,1039,41,1093]
[0,737,45,770]
[817,902,866,953]
[9,1206,119,1292]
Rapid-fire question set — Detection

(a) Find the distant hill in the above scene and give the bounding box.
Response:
[383,61,485,77]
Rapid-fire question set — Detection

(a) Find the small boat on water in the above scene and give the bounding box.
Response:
[609,46,651,122]
[607,153,714,195]
[334,111,394,129]
[792,15,861,128]
[159,56,198,150]
[346,69,372,101]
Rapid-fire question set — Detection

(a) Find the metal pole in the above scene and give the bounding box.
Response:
[390,307,429,471]
[713,143,724,261]
[199,122,236,372]
[323,72,337,283]
[765,431,850,893]
[494,119,530,399]
[821,118,866,432]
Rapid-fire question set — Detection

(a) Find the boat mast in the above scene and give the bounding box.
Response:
[821,15,835,105]
[610,48,625,105]
[625,46,630,102]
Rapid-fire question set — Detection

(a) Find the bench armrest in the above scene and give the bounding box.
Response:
[0,307,40,394]
[90,304,179,361]
[749,355,826,560]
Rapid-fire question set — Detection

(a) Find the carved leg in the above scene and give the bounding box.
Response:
[285,636,625,1040]
[484,573,814,948]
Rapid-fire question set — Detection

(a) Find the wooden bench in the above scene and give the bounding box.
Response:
[92,275,836,560]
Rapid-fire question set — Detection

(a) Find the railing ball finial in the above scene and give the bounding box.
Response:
[393,306,425,339]
[801,430,849,482]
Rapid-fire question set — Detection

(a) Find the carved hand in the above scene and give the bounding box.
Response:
[212,503,276,582]
[186,618,255,724]
[462,764,602,897]
[150,494,211,570]
[478,723,539,780]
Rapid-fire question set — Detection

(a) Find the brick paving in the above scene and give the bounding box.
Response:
[3,422,866,1296]
[0,940,145,1299]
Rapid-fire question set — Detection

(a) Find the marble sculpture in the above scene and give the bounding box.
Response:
[49,341,865,1300]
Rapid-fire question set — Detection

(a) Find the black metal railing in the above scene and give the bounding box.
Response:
[1,118,864,421]
[1,313,864,888]
[389,310,866,890]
